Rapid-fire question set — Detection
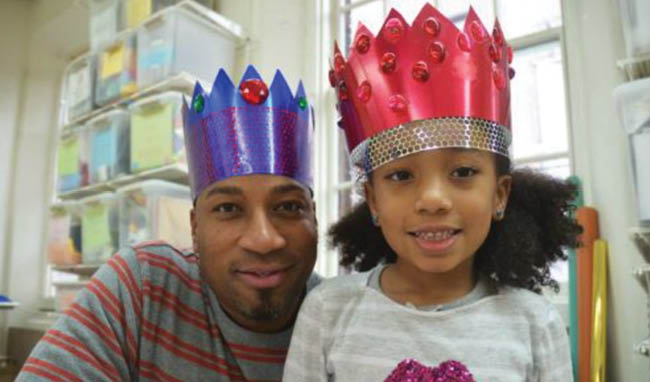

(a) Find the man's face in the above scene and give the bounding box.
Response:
[191,174,317,333]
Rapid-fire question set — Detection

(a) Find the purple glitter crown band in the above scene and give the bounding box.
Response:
[183,65,313,200]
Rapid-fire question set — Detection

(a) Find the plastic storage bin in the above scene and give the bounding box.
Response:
[618,0,650,57]
[128,91,186,173]
[54,282,87,312]
[57,126,90,193]
[95,32,138,106]
[117,180,192,249]
[87,110,130,184]
[81,193,119,264]
[46,203,83,266]
[90,0,124,51]
[136,5,237,89]
[64,54,95,122]
[125,0,213,28]
[614,77,650,224]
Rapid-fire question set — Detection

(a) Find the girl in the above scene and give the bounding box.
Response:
[283,4,580,382]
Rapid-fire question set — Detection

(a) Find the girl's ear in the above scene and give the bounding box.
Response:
[364,181,378,218]
[494,174,512,216]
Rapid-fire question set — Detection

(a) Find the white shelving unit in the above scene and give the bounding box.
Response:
[45,0,247,306]
[631,227,650,359]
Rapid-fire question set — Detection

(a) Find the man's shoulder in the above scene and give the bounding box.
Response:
[125,240,200,279]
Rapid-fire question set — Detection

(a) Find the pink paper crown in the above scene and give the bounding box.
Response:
[331,4,514,174]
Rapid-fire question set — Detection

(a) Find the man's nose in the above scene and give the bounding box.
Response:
[238,210,287,254]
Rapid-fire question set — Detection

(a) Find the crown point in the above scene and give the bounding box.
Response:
[458,33,471,52]
[382,17,405,44]
[493,23,505,47]
[380,52,397,73]
[488,43,502,63]
[192,93,205,113]
[493,68,506,90]
[357,81,372,102]
[241,65,263,81]
[240,79,269,104]
[355,34,371,54]
[388,94,408,113]
[423,17,441,37]
[328,69,336,87]
[337,81,349,101]
[507,45,513,63]
[428,42,446,63]
[334,52,346,74]
[412,61,430,82]
[509,67,516,79]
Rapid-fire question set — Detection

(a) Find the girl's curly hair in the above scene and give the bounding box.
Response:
[328,156,582,293]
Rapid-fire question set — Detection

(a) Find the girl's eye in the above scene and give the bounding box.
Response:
[451,167,478,178]
[386,170,413,182]
[213,203,241,214]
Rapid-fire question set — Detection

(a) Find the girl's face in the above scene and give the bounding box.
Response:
[365,148,511,278]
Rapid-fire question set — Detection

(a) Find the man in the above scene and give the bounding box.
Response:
[17,66,319,381]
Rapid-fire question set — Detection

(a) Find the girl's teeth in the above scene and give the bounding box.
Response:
[418,230,453,241]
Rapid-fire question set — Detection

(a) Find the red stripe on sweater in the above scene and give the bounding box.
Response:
[66,304,124,358]
[227,341,288,356]
[141,320,240,372]
[112,254,143,313]
[229,350,286,364]
[137,252,202,293]
[142,284,215,333]
[138,360,185,382]
[25,357,83,382]
[21,365,71,382]
[134,242,199,263]
[43,331,120,380]
[85,279,137,357]
[140,328,241,380]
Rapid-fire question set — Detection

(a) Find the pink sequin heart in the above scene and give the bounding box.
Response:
[384,358,476,382]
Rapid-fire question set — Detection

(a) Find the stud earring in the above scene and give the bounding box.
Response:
[495,209,505,220]
[372,215,380,226]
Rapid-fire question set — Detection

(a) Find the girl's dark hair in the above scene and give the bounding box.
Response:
[328,155,582,293]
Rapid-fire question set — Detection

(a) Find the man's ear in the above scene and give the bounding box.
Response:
[190,208,198,253]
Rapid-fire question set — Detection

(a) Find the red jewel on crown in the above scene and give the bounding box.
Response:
[240,79,269,104]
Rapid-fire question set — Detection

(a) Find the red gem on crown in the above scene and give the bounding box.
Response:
[240,79,269,105]
[330,4,514,153]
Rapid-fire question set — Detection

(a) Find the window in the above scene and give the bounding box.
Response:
[327,0,572,281]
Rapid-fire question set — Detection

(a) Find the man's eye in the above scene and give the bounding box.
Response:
[451,167,478,178]
[386,170,412,181]
[276,201,305,214]
[213,203,240,213]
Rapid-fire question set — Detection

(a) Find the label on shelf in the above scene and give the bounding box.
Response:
[58,137,80,176]
[82,204,111,253]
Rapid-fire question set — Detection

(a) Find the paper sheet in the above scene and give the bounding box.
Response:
[101,44,124,79]
[58,137,80,176]
[127,0,152,27]
[156,196,192,249]
[131,104,174,171]
[82,204,110,254]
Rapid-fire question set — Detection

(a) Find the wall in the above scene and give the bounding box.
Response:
[563,0,647,379]
[1,0,89,355]
[0,0,30,358]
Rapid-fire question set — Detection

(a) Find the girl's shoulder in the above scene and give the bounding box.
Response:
[305,268,377,305]
[491,286,565,325]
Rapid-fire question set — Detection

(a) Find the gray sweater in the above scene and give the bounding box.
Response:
[283,267,573,382]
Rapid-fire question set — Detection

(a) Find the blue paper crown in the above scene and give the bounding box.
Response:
[183,66,313,201]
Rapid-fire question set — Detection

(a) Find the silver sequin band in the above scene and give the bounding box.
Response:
[349,117,511,179]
